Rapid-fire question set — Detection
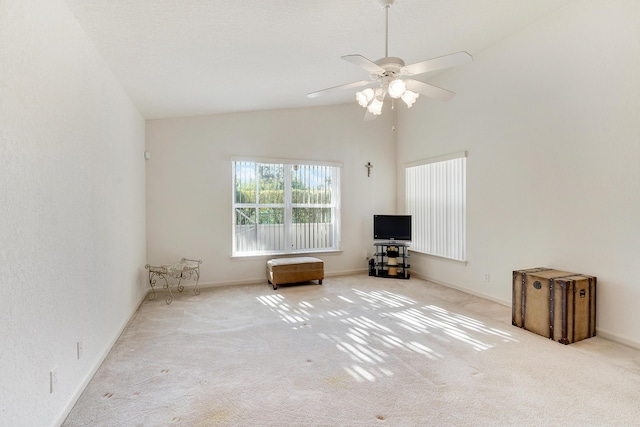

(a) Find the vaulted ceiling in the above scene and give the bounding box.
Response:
[63,0,574,119]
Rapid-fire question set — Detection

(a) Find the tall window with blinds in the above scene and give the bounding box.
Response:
[405,151,466,262]
[232,159,341,256]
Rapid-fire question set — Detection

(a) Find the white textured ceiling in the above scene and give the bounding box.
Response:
[63,0,574,119]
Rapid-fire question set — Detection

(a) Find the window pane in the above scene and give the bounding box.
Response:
[235,208,256,253]
[291,164,334,205]
[258,208,284,252]
[291,208,334,250]
[232,160,340,256]
[234,161,256,203]
[258,164,284,204]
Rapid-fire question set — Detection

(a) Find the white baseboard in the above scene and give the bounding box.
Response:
[53,291,149,427]
[411,270,511,307]
[190,268,369,290]
[595,329,640,351]
[327,268,368,277]
[411,271,640,350]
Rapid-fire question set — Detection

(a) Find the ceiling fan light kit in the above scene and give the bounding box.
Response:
[401,90,419,108]
[368,96,385,116]
[356,88,375,108]
[387,79,406,98]
[307,0,473,118]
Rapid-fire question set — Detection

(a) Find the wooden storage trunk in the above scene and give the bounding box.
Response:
[512,268,596,344]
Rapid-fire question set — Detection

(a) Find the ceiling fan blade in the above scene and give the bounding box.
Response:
[307,80,372,99]
[341,54,385,74]
[405,79,456,102]
[401,51,473,76]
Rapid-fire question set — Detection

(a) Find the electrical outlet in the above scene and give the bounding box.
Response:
[50,368,58,394]
[482,273,490,283]
[77,340,83,360]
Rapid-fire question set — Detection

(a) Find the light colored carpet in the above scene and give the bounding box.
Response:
[63,274,640,426]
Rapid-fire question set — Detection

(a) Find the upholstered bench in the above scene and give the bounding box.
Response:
[266,257,324,290]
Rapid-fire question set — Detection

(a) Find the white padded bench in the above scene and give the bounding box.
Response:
[266,257,324,290]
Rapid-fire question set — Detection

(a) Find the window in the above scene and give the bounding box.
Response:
[405,151,466,261]
[232,159,341,256]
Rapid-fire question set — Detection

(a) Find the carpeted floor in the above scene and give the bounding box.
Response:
[63,274,640,426]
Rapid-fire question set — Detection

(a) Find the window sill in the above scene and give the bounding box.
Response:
[409,250,468,265]
[231,249,343,261]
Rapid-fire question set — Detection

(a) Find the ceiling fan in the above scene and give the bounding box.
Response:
[307,0,472,118]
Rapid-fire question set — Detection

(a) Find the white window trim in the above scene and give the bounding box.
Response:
[231,157,342,257]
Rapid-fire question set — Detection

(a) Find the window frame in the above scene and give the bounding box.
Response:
[231,157,342,257]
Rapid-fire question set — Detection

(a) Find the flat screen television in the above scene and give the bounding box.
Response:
[373,215,412,241]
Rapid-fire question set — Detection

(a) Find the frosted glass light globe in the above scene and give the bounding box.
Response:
[356,88,375,107]
[401,90,419,108]
[388,79,406,99]
[367,98,384,115]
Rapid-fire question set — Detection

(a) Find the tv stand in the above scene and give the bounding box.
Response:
[371,242,410,279]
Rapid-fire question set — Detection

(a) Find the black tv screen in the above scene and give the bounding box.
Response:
[373,215,412,241]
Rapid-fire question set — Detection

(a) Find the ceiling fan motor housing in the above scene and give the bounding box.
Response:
[371,57,405,80]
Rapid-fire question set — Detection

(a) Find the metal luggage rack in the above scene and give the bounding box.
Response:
[145,258,202,304]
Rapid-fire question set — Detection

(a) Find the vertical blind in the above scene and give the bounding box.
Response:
[405,151,466,261]
[232,159,340,256]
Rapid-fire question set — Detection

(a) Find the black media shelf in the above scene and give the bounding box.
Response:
[370,242,410,279]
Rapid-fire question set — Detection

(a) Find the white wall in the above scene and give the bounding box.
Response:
[0,0,147,425]
[397,0,640,347]
[145,104,396,285]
